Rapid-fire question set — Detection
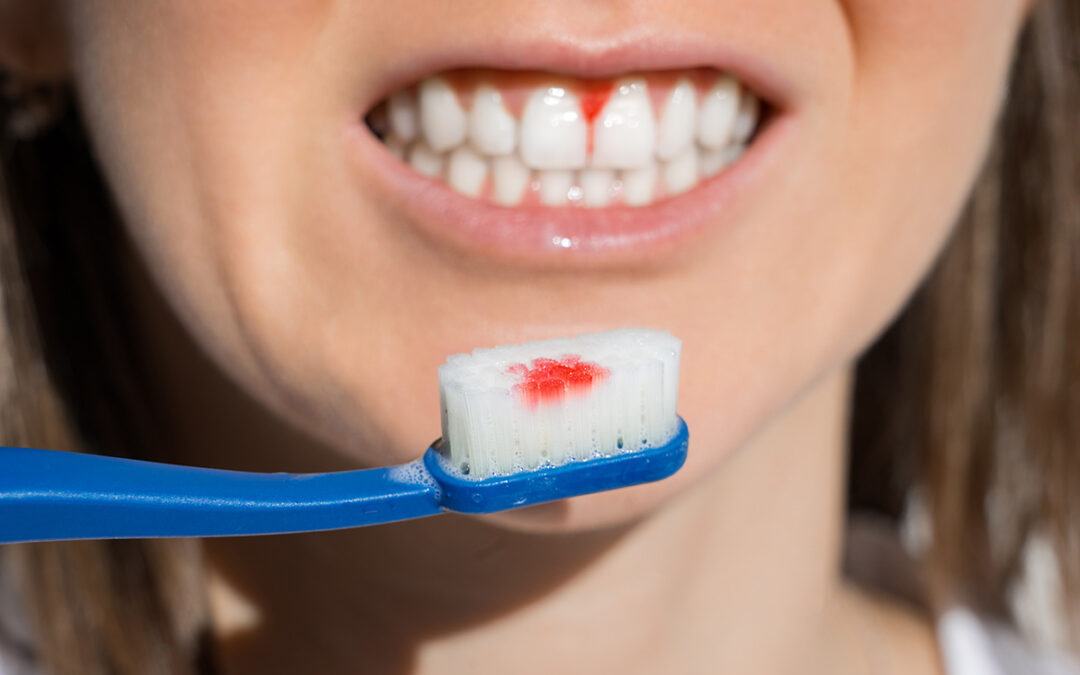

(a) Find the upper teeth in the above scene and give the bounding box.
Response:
[468,85,517,156]
[592,79,657,170]
[418,77,467,152]
[656,78,697,161]
[521,87,588,170]
[373,69,761,208]
[697,75,740,150]
[388,90,419,142]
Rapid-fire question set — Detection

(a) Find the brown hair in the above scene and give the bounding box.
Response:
[0,68,212,675]
[849,0,1079,640]
[0,1,1077,672]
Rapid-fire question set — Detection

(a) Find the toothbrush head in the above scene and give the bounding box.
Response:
[425,416,687,513]
[432,328,686,512]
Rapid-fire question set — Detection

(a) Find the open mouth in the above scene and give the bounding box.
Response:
[348,37,797,266]
[364,67,764,209]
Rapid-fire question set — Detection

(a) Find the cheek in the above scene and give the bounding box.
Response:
[559,0,1031,528]
[62,1,423,458]
[817,0,1025,345]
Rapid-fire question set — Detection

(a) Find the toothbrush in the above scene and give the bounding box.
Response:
[0,328,686,544]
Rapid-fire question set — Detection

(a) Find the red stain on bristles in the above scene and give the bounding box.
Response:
[507,354,609,407]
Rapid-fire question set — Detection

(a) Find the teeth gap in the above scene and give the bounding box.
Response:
[362,70,767,208]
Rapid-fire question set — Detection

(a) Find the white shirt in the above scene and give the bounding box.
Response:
[939,607,1080,675]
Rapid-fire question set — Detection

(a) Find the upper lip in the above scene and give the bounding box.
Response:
[358,25,799,117]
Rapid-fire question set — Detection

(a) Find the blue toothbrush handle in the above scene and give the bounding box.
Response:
[0,446,443,544]
[0,417,691,544]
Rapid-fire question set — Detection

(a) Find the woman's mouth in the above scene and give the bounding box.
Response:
[348,41,799,267]
[364,68,762,209]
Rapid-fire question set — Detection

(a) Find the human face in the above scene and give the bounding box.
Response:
[55,0,1027,529]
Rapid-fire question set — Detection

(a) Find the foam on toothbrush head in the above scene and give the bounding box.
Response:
[437,328,681,480]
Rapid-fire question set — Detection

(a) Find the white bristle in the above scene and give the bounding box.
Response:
[437,328,681,479]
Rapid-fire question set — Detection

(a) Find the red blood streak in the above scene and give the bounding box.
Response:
[507,354,609,407]
[579,84,612,156]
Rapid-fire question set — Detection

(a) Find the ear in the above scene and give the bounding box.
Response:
[0,0,66,80]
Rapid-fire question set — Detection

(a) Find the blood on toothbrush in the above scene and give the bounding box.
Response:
[508,355,609,407]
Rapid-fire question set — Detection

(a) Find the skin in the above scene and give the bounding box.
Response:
[1,0,1035,673]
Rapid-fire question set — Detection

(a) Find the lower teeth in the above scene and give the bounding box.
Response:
[377,138,748,208]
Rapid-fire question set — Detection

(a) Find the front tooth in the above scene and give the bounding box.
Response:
[655,78,697,161]
[662,146,699,195]
[469,86,517,156]
[731,90,760,143]
[700,144,744,177]
[621,165,658,207]
[592,79,656,169]
[447,146,488,197]
[579,169,616,207]
[521,87,587,170]
[697,75,740,149]
[538,170,575,206]
[388,90,419,142]
[408,141,444,178]
[418,77,467,152]
[492,155,531,206]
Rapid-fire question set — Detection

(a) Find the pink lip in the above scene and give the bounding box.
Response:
[346,29,804,268]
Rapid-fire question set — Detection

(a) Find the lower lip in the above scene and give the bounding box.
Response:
[347,111,797,269]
